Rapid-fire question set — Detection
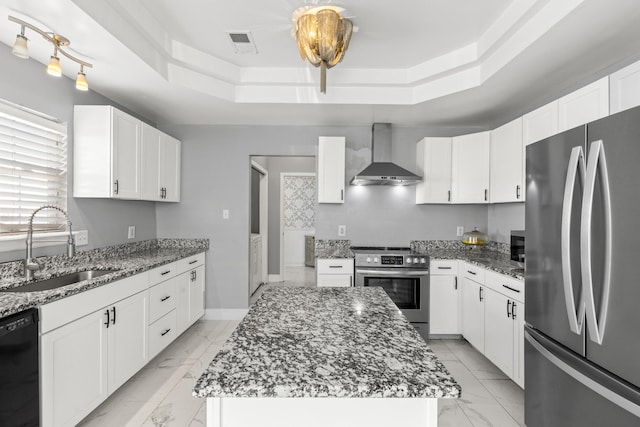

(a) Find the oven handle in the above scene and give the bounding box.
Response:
[355,269,428,276]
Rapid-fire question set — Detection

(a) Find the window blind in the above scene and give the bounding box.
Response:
[0,101,68,234]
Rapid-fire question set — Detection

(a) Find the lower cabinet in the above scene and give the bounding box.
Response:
[316,258,353,287]
[40,253,207,427]
[429,260,461,336]
[41,288,148,427]
[461,274,485,353]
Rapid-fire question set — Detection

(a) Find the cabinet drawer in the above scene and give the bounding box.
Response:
[462,262,485,283]
[149,262,178,285]
[176,253,205,274]
[149,277,177,323]
[149,310,177,360]
[317,274,353,287]
[485,270,524,302]
[316,259,354,274]
[430,260,459,275]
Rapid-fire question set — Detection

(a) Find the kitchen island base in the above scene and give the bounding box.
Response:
[206,397,438,427]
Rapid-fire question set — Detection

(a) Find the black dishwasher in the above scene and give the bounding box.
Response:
[0,308,39,427]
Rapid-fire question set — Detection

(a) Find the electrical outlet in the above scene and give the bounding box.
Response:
[75,230,88,246]
[128,225,135,239]
[338,225,346,236]
[223,209,230,219]
[456,226,464,237]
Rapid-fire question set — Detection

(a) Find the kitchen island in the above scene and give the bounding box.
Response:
[193,287,460,427]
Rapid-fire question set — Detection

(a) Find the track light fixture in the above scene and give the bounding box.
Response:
[8,15,93,91]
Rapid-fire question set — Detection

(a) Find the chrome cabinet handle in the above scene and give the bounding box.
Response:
[561,145,586,336]
[507,300,512,318]
[582,140,612,345]
[511,301,517,320]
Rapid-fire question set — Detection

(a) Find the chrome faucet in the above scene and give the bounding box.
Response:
[24,205,75,280]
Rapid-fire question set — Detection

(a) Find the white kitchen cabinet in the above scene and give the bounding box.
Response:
[558,77,609,132]
[41,289,148,427]
[522,100,559,146]
[490,118,525,203]
[74,105,181,202]
[461,263,486,353]
[484,287,515,377]
[317,136,345,203]
[451,131,490,204]
[316,258,353,287]
[74,105,141,199]
[610,59,640,114]
[416,137,453,204]
[429,260,460,336]
[141,125,181,202]
[177,264,205,334]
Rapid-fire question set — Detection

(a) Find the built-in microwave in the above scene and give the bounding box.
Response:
[511,230,525,268]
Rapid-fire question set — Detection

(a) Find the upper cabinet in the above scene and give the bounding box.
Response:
[317,136,345,204]
[490,118,524,203]
[610,60,640,114]
[416,137,452,204]
[451,131,490,204]
[558,77,609,132]
[74,105,181,202]
[522,101,559,146]
[141,125,181,202]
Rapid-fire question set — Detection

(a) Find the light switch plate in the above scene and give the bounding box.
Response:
[128,225,135,239]
[223,209,230,219]
[338,225,346,236]
[456,226,464,237]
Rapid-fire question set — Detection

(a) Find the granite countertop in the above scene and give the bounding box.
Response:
[193,287,461,399]
[411,240,524,280]
[0,238,208,318]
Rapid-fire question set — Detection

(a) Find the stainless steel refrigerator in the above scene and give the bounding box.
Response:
[525,105,640,426]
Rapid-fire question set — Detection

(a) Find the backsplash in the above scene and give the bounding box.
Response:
[314,239,352,258]
[410,240,510,255]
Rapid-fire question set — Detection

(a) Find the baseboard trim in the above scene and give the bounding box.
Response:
[268,274,283,282]
[204,308,249,320]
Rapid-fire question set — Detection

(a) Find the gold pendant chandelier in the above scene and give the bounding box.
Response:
[294,6,353,94]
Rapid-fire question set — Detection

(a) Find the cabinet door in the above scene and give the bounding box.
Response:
[484,288,514,378]
[160,134,181,202]
[41,310,108,427]
[490,118,524,203]
[523,100,559,146]
[112,108,141,199]
[451,131,490,203]
[107,291,149,394]
[416,137,452,204]
[610,60,640,114]
[429,274,460,335]
[190,265,205,323]
[558,77,609,132]
[317,274,352,287]
[318,136,345,203]
[461,277,485,353]
[140,124,162,201]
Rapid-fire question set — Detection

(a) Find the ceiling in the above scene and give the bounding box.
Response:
[2,0,640,129]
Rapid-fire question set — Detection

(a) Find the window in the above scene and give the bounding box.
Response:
[0,100,68,234]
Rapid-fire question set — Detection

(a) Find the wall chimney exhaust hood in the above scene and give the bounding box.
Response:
[350,123,422,186]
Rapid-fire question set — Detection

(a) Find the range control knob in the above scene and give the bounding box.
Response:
[373,257,379,263]
[413,257,420,264]
[406,257,412,264]
[366,257,372,263]
[420,258,427,264]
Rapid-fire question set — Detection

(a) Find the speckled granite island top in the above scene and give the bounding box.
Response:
[193,287,461,399]
[0,238,208,318]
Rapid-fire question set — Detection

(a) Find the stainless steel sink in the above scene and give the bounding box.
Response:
[2,269,119,293]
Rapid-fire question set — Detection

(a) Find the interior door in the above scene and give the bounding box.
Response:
[525,126,586,356]
[585,107,640,389]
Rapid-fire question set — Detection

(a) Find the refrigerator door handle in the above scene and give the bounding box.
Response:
[525,329,640,418]
[581,140,613,346]
[561,145,587,335]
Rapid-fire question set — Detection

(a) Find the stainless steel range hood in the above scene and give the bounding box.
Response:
[350,123,422,186]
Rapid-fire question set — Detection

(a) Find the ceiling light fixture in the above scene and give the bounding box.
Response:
[8,15,93,91]
[293,6,353,94]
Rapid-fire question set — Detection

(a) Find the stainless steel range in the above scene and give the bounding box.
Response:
[352,246,429,340]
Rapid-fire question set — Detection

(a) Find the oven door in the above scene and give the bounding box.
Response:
[354,268,429,323]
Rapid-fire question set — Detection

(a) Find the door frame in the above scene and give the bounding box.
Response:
[280,172,316,280]
[250,160,268,288]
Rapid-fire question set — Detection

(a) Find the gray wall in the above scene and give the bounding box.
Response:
[487,203,525,243]
[0,44,157,263]
[157,124,489,310]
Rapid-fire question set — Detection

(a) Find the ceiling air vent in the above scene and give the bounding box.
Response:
[227,32,258,54]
